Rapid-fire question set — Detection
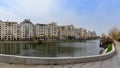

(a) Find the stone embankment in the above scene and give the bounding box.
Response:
[0,42,120,68]
[0,44,116,65]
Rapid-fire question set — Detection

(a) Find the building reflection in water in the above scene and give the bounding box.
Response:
[0,40,101,57]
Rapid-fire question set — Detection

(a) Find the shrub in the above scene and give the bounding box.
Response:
[106,44,112,53]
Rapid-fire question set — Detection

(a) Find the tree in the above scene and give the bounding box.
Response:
[108,26,119,39]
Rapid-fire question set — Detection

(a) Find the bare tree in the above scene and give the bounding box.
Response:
[108,26,119,39]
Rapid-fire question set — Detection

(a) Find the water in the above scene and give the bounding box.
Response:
[0,40,102,57]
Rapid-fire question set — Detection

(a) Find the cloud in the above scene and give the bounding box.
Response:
[0,9,21,22]
[0,0,120,35]
[1,0,66,22]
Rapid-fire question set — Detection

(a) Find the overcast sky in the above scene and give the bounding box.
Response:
[0,0,120,35]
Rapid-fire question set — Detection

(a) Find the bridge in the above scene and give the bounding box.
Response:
[0,42,120,68]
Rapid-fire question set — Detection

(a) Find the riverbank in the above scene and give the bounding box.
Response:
[0,40,115,65]
[0,41,118,68]
[0,39,98,43]
[0,40,85,43]
[0,41,38,43]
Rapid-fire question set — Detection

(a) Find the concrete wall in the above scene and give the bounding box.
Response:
[0,44,116,65]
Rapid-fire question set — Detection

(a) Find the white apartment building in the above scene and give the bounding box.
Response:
[0,19,97,41]
[17,24,21,40]
[35,24,48,39]
[20,19,34,40]
[0,21,18,40]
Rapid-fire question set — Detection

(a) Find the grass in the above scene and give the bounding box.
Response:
[106,44,112,53]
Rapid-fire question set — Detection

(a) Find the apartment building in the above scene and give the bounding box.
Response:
[0,20,18,40]
[20,19,34,40]
[17,24,21,40]
[58,25,77,40]
[0,19,97,41]
[48,22,58,39]
[58,26,67,40]
[35,23,48,40]
[74,28,82,39]
[81,28,87,38]
[67,25,75,37]
[91,31,97,37]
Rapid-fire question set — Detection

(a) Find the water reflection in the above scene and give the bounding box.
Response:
[0,40,101,57]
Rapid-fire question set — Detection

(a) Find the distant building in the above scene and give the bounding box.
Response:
[58,26,67,40]
[91,31,97,37]
[17,24,21,40]
[48,22,58,39]
[87,30,92,38]
[87,30,97,39]
[58,25,75,40]
[67,25,75,37]
[35,23,48,39]
[20,19,34,40]
[81,28,87,38]
[0,19,97,41]
[74,28,82,39]
[0,21,18,40]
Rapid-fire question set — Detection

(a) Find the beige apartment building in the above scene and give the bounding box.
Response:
[87,30,97,38]
[35,24,48,39]
[80,28,87,39]
[91,31,97,37]
[74,28,82,39]
[17,24,21,40]
[58,26,67,39]
[66,25,75,37]
[48,22,58,39]
[58,25,76,40]
[87,30,92,38]
[0,19,97,41]
[0,20,18,40]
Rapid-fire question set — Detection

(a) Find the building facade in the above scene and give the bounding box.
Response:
[35,24,48,40]
[20,19,34,40]
[0,21,18,40]
[0,19,97,41]
[48,22,58,39]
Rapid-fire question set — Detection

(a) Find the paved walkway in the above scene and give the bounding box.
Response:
[0,42,120,68]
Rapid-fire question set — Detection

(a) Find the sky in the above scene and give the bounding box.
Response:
[0,0,120,35]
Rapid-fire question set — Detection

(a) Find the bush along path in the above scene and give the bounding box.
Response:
[106,44,112,53]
